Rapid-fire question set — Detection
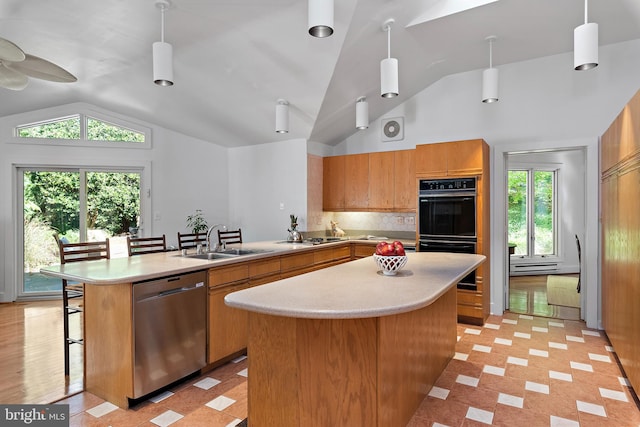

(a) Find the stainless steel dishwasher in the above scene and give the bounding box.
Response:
[132,270,207,398]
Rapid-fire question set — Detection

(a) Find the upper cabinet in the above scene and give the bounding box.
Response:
[416,139,485,177]
[323,149,415,212]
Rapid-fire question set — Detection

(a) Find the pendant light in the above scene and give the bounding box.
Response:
[482,36,498,103]
[275,99,289,133]
[356,96,368,130]
[574,0,598,70]
[308,0,334,38]
[153,0,173,86]
[380,19,398,98]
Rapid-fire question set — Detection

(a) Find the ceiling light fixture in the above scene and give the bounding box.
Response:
[308,0,334,38]
[380,19,398,98]
[153,0,174,86]
[275,99,289,133]
[574,0,598,71]
[356,96,368,130]
[482,36,498,103]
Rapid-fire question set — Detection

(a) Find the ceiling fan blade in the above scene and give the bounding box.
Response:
[0,63,28,90]
[7,54,76,83]
[0,37,26,62]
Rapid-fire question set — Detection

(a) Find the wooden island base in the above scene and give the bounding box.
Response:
[246,287,457,427]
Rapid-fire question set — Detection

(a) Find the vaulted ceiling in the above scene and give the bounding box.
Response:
[1,0,639,147]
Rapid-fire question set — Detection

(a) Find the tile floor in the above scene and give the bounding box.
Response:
[57,313,640,426]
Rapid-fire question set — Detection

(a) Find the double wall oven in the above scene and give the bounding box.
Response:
[418,177,477,290]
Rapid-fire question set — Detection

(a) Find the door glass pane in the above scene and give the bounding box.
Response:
[86,171,141,258]
[507,170,528,256]
[21,169,142,296]
[23,170,80,293]
[533,171,554,255]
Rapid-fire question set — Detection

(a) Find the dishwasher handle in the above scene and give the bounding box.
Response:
[137,284,201,303]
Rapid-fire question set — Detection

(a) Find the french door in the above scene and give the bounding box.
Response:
[18,167,141,298]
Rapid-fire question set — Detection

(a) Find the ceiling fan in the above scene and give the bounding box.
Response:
[0,37,77,91]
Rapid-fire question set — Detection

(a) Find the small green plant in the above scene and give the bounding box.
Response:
[186,210,208,234]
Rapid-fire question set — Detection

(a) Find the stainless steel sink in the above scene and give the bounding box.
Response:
[187,252,236,260]
[185,248,272,260]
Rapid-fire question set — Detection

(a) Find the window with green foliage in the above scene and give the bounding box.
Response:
[508,168,556,257]
[87,117,145,142]
[17,116,81,139]
[16,113,146,143]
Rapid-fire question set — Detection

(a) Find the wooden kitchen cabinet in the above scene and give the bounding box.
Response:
[324,149,415,212]
[369,152,394,209]
[601,88,640,394]
[208,264,250,364]
[345,153,369,210]
[208,281,251,364]
[416,139,484,177]
[323,155,345,210]
[394,149,416,211]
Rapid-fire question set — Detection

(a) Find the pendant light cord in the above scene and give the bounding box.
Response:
[489,38,493,69]
[387,24,391,59]
[160,5,166,43]
[584,0,588,25]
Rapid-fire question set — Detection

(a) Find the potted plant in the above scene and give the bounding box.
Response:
[186,209,208,234]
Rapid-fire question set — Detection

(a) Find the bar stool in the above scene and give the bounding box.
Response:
[177,232,207,250]
[127,235,166,256]
[218,228,242,245]
[56,236,110,376]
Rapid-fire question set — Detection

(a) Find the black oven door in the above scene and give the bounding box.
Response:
[419,194,476,239]
[419,240,477,290]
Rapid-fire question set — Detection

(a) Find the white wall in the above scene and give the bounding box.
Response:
[329,39,640,329]
[228,139,308,242]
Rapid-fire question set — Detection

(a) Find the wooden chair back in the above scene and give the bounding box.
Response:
[127,235,167,256]
[218,228,242,245]
[177,232,207,250]
[57,238,111,264]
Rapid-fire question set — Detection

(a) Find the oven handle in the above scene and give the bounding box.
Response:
[419,241,476,251]
[418,191,476,198]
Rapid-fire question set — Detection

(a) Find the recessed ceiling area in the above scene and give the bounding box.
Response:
[0,0,639,147]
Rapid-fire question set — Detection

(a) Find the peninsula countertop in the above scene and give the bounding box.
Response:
[225,252,485,319]
[38,239,403,285]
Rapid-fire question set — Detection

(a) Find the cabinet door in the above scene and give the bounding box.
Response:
[446,139,484,176]
[368,152,394,210]
[415,143,448,176]
[344,153,369,210]
[208,281,251,363]
[323,156,345,210]
[394,149,416,211]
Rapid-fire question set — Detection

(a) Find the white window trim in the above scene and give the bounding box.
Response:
[5,103,152,149]
[508,162,561,262]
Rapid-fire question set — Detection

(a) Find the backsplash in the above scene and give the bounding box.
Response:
[308,212,416,234]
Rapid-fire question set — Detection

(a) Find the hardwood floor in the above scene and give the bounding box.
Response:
[509,274,581,321]
[0,300,83,404]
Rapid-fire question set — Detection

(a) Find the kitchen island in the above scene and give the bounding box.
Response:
[225,252,484,427]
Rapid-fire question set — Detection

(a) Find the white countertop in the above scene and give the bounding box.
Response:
[39,240,389,285]
[225,252,485,319]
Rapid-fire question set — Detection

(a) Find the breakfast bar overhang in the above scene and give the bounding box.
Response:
[225,252,485,427]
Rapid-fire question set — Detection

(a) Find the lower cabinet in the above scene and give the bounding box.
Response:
[208,281,251,364]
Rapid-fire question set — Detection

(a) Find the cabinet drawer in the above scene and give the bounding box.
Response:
[457,290,483,306]
[353,243,375,258]
[249,257,281,279]
[457,304,483,318]
[314,245,350,264]
[209,264,249,287]
[280,252,315,272]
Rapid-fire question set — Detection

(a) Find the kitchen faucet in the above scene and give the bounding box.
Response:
[206,224,227,252]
